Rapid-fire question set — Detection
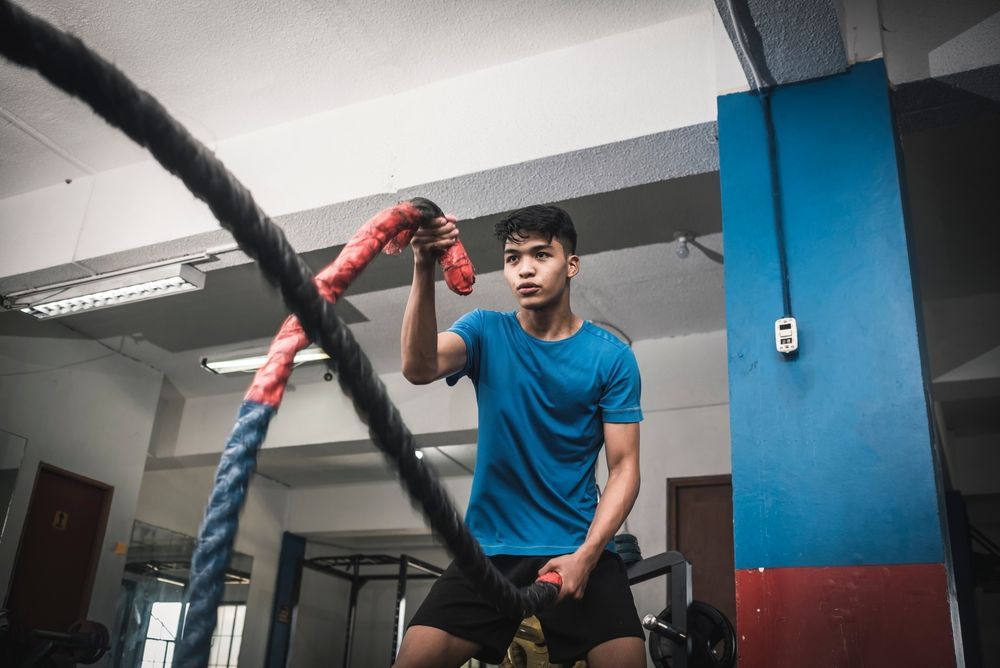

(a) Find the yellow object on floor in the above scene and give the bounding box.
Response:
[500,616,587,668]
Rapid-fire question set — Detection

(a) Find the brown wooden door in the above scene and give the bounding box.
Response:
[5,464,113,633]
[667,475,736,631]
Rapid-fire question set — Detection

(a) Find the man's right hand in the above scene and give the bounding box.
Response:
[402,212,469,384]
[411,215,459,266]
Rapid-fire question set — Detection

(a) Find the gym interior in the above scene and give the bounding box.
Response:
[0,1,997,666]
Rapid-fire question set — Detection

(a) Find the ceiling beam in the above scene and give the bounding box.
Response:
[714,0,848,89]
[0,124,719,296]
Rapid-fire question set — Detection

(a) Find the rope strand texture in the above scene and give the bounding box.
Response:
[0,3,558,666]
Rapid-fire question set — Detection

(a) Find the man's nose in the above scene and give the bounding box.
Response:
[518,261,535,276]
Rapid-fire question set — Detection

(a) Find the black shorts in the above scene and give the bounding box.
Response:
[407,551,644,664]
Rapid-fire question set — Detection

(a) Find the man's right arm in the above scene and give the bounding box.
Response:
[401,216,467,384]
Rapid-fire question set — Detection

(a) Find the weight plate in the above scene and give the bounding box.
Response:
[619,552,643,566]
[647,601,736,668]
[66,620,110,664]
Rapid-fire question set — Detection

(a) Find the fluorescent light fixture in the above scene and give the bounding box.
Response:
[13,263,205,319]
[201,345,330,375]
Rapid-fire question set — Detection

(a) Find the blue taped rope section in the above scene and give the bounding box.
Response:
[179,401,276,662]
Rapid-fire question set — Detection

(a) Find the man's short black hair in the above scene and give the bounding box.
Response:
[494,205,578,255]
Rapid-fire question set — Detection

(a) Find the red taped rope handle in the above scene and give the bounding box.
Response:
[536,571,563,588]
[245,200,474,407]
[383,226,474,296]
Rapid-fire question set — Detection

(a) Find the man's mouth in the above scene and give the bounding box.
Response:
[517,283,541,295]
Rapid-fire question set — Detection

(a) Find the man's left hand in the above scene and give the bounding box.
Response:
[538,549,600,602]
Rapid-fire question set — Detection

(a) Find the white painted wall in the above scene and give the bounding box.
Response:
[288,550,350,668]
[837,0,885,65]
[289,542,450,668]
[0,331,163,651]
[602,330,732,628]
[0,429,28,543]
[157,371,478,459]
[711,5,752,96]
[0,429,26,469]
[1,11,728,278]
[946,434,1000,497]
[879,0,1000,84]
[134,465,289,668]
[285,477,473,538]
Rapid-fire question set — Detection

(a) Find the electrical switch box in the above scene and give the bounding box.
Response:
[775,317,798,354]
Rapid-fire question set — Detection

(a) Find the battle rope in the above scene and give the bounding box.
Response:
[0,2,561,665]
[181,201,478,664]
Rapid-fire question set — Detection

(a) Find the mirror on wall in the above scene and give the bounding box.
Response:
[111,520,253,668]
[0,429,27,545]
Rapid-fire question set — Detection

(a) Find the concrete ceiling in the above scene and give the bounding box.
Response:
[0,0,705,198]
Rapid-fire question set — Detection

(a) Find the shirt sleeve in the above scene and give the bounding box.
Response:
[446,309,483,386]
[600,347,643,423]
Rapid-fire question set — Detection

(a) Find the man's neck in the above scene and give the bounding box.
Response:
[516,304,582,341]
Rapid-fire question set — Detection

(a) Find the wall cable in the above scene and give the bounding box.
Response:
[722,0,794,319]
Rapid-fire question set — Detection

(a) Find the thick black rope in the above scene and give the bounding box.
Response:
[0,0,555,648]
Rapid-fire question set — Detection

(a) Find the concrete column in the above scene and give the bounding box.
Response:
[718,60,958,666]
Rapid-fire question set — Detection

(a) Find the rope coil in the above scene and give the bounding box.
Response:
[0,3,559,666]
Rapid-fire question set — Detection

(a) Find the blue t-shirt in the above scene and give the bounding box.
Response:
[447,309,643,556]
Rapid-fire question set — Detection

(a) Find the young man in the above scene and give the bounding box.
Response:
[395,205,645,668]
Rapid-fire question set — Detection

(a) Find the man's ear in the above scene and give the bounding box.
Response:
[567,254,580,279]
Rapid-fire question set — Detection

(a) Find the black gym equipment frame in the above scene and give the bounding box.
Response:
[627,551,693,668]
[301,553,445,668]
[294,550,727,668]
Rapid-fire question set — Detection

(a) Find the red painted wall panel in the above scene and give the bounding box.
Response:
[735,563,955,668]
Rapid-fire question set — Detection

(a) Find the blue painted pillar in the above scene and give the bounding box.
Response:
[718,60,957,666]
[265,532,306,668]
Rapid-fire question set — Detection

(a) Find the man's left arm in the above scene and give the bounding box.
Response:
[538,421,640,600]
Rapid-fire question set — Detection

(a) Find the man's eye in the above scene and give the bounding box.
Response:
[505,256,517,263]
[536,252,550,259]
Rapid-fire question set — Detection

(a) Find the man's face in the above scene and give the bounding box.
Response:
[503,231,579,310]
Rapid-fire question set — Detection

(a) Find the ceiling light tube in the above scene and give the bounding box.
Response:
[201,346,330,375]
[13,263,206,319]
